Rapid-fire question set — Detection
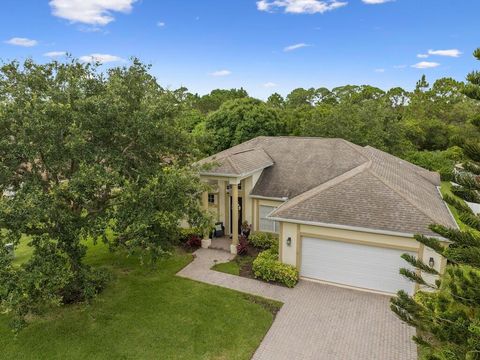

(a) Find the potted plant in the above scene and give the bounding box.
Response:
[240,221,251,238]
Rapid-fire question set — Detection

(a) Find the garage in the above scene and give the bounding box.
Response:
[301,237,416,295]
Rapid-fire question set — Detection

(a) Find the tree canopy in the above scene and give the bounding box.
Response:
[0,59,208,330]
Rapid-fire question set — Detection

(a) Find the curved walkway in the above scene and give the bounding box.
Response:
[177,248,417,360]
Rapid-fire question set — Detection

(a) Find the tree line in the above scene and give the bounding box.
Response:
[0,48,479,359]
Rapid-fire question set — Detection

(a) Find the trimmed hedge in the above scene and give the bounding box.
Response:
[252,249,299,288]
[249,231,278,250]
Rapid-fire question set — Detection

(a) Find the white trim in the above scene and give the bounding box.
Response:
[199,164,273,180]
[249,194,288,202]
[267,215,448,241]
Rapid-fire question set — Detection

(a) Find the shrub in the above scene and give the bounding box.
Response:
[185,234,202,249]
[252,249,298,288]
[179,228,201,241]
[249,231,278,250]
[236,235,249,255]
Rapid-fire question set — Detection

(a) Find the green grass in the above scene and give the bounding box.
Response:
[1,240,281,360]
[212,260,240,275]
[211,256,255,277]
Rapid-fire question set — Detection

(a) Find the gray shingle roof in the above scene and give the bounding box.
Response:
[197,147,274,176]
[199,136,458,235]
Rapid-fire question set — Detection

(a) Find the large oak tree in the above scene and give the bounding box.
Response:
[0,59,208,330]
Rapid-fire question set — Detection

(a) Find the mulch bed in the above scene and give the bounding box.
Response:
[237,245,260,279]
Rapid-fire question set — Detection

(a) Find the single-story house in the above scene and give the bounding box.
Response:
[197,136,458,295]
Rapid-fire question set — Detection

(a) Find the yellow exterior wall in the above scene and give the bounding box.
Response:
[279,221,446,285]
[254,199,284,232]
[280,222,298,266]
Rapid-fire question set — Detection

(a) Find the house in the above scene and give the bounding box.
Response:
[197,136,458,295]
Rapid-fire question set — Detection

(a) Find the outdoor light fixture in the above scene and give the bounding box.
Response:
[429,257,435,268]
[286,237,292,247]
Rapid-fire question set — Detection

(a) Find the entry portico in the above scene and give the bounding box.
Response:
[198,147,277,254]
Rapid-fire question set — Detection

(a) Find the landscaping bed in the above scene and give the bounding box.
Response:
[211,232,299,288]
[212,245,260,278]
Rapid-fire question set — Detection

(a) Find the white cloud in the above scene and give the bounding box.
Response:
[257,0,347,14]
[362,0,393,4]
[263,82,278,88]
[44,51,67,57]
[49,0,136,25]
[284,43,310,52]
[411,61,440,69]
[210,70,231,77]
[374,68,385,73]
[5,37,38,47]
[157,21,166,27]
[428,49,462,58]
[417,54,429,58]
[79,53,124,63]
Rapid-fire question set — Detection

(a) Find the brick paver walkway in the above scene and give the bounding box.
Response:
[177,248,417,360]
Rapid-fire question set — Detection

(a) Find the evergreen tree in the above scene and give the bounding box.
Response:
[390,48,480,359]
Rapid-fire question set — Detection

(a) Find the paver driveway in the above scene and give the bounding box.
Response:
[177,248,417,360]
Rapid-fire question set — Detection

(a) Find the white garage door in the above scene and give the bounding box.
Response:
[301,237,416,295]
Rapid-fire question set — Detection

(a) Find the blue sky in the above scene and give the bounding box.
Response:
[1,0,479,98]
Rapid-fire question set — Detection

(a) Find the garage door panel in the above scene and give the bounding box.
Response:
[301,237,415,295]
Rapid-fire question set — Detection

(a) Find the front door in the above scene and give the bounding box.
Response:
[229,197,243,234]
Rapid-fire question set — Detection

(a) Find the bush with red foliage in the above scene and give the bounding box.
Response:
[236,235,249,255]
[185,234,202,249]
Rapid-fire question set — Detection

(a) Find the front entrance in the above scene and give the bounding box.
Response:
[229,197,243,234]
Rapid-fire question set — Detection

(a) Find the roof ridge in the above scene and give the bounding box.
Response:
[367,169,442,225]
[364,146,439,185]
[225,156,241,174]
[271,160,372,217]
[339,139,371,163]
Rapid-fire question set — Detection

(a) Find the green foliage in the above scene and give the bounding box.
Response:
[390,48,480,360]
[405,146,464,180]
[248,231,278,250]
[195,88,248,114]
[0,58,208,330]
[205,98,285,152]
[252,249,298,288]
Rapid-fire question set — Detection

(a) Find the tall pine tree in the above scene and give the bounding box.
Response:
[391,48,480,359]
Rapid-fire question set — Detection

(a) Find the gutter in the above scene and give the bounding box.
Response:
[436,186,461,230]
[249,194,288,202]
[266,215,449,242]
[199,163,273,180]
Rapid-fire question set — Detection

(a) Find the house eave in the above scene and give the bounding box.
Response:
[267,216,449,242]
[199,163,273,180]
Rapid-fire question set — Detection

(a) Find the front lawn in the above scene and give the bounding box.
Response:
[0,240,280,360]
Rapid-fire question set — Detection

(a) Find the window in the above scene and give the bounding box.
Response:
[259,205,279,233]
[208,194,215,204]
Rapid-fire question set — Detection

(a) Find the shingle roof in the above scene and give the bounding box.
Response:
[199,136,458,235]
[197,147,274,176]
